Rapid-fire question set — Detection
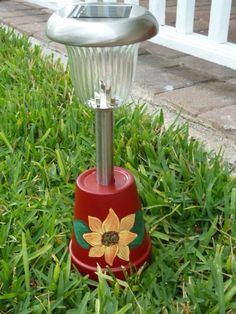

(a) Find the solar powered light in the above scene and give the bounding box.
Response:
[46,2,158,280]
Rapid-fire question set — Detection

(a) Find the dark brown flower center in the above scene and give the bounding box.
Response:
[102,231,119,246]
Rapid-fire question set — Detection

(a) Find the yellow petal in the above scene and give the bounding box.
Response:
[104,245,118,266]
[117,245,130,262]
[83,232,102,246]
[102,208,120,233]
[89,245,105,258]
[118,231,137,246]
[88,216,103,233]
[120,214,135,231]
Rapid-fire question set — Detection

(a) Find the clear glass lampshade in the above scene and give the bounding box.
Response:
[66,44,139,109]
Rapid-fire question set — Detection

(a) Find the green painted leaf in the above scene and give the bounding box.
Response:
[73,220,90,249]
[129,210,145,249]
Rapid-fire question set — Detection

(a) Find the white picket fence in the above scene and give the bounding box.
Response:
[83,0,236,70]
[150,0,236,70]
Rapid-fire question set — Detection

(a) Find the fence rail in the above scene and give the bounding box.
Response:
[84,0,236,70]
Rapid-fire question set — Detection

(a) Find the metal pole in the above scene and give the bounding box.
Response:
[95,109,114,185]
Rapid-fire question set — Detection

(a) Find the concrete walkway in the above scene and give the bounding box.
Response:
[1,0,236,170]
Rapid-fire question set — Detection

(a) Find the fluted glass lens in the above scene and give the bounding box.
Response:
[66,44,139,108]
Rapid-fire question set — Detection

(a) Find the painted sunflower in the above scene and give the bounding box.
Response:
[83,208,137,266]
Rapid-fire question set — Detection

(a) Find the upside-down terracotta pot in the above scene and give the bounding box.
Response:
[69,167,152,280]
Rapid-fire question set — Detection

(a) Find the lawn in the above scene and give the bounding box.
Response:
[1,27,236,314]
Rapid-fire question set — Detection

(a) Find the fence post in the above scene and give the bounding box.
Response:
[149,0,166,26]
[209,0,232,43]
[176,0,195,34]
[124,0,139,4]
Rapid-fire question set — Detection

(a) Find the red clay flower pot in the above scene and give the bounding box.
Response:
[69,166,152,280]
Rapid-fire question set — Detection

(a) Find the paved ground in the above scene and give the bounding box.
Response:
[1,0,236,170]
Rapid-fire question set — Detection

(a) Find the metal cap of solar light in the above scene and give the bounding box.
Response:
[46,2,158,280]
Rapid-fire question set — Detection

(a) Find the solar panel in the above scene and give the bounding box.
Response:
[70,5,132,19]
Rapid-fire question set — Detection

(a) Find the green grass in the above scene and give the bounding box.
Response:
[1,27,236,314]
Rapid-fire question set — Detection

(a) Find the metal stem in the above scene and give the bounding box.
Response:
[95,109,114,185]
